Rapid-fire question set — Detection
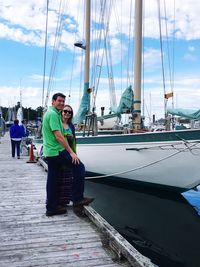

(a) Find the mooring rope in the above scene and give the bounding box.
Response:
[85,141,200,180]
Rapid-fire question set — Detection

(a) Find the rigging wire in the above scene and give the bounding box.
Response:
[45,0,63,106]
[163,0,175,103]
[67,45,76,104]
[67,0,84,104]
[42,0,49,108]
[157,0,167,119]
[78,50,84,106]
[157,0,176,127]
[171,0,176,109]
[120,0,123,95]
[44,0,68,109]
[111,0,123,94]
[163,0,172,91]
[78,0,85,106]
[89,0,101,111]
[93,0,115,110]
[105,33,117,109]
[90,0,105,94]
[91,0,114,111]
[142,2,153,124]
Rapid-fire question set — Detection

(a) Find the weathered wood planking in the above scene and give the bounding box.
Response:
[37,148,156,266]
[0,134,132,267]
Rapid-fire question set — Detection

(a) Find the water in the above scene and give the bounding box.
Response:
[182,185,200,216]
[85,178,200,267]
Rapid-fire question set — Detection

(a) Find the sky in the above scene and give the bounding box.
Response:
[0,0,200,124]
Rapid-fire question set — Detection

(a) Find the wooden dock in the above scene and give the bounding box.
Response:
[0,134,155,267]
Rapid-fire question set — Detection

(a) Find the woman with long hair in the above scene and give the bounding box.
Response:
[62,104,76,153]
[58,104,75,206]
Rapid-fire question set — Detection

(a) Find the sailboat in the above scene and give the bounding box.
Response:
[0,107,6,136]
[5,107,15,127]
[16,88,23,125]
[73,0,200,192]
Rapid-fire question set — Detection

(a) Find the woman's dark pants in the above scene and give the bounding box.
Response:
[11,140,21,157]
[46,150,85,211]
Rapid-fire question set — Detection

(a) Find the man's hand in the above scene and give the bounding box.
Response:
[70,151,80,164]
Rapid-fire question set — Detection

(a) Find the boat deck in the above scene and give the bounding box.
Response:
[0,134,154,267]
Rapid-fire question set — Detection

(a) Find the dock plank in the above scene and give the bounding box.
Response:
[0,134,132,267]
[0,134,156,267]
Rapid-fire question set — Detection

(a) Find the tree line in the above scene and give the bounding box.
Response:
[1,102,44,121]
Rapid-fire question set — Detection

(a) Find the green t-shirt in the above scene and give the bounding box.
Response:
[42,106,65,157]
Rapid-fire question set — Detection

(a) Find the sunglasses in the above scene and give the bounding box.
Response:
[63,109,72,114]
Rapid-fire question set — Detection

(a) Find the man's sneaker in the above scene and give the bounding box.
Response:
[73,197,94,207]
[46,206,67,216]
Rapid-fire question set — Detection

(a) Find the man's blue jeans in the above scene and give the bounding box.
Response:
[46,150,85,211]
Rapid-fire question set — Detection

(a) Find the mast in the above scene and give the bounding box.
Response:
[73,0,91,124]
[133,0,143,130]
[84,0,91,112]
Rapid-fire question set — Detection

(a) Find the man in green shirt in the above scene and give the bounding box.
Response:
[42,93,93,216]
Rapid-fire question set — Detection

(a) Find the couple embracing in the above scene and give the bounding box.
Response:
[42,93,94,216]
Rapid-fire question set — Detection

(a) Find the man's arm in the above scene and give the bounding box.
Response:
[53,130,80,164]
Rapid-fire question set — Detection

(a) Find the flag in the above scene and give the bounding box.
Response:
[164,92,173,99]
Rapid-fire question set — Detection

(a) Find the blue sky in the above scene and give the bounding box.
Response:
[0,0,200,122]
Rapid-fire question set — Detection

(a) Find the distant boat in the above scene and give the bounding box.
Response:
[16,89,23,124]
[0,107,6,136]
[5,107,15,127]
[73,0,200,192]
[16,106,23,125]
[6,91,23,127]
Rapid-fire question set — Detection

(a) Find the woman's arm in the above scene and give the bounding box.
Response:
[53,130,80,164]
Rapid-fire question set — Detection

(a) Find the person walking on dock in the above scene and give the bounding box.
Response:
[9,119,24,159]
[42,93,94,216]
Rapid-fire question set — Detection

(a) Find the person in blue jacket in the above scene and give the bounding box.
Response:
[9,119,24,159]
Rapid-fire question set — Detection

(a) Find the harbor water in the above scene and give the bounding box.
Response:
[85,178,200,267]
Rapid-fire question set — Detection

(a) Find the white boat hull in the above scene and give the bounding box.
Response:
[77,140,200,191]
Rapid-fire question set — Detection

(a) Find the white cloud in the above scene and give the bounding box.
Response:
[0,0,200,122]
[1,0,200,47]
[0,85,42,108]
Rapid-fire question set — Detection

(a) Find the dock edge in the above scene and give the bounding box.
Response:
[37,157,156,267]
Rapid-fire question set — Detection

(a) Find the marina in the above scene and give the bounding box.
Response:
[0,134,154,267]
[71,0,200,193]
[1,1,200,267]
[15,133,200,267]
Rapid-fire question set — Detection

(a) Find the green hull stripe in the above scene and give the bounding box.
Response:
[76,129,200,145]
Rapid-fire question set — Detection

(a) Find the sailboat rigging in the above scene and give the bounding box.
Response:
[37,0,200,192]
[73,0,200,192]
